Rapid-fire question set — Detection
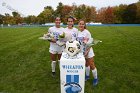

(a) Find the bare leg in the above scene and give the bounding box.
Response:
[87,57,96,70]
[58,54,62,60]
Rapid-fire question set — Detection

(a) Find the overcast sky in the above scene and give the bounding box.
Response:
[0,0,139,17]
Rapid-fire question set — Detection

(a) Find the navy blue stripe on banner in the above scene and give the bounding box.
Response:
[66,75,79,83]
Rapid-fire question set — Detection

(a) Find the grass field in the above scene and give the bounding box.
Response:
[0,26,140,93]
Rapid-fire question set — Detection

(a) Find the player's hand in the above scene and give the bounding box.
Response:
[48,38,56,43]
[84,51,88,57]
[84,48,90,57]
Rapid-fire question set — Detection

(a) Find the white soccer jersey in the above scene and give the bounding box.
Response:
[77,29,95,57]
[64,27,79,41]
[48,26,65,53]
[77,29,92,50]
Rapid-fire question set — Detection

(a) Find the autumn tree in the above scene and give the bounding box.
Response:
[90,6,96,22]
[135,1,140,23]
[24,15,37,24]
[0,14,4,24]
[54,2,64,20]
[61,5,73,24]
[12,12,23,24]
[1,2,140,24]
[37,6,54,24]
[96,8,106,23]
[122,3,137,23]
[3,13,14,25]
[85,6,92,22]
[104,7,115,23]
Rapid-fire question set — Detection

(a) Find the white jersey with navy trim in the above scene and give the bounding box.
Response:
[77,29,91,51]
[64,27,79,41]
[48,26,65,53]
[77,29,95,57]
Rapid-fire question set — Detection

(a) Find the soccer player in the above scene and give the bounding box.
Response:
[65,16,79,41]
[77,19,98,86]
[48,17,65,77]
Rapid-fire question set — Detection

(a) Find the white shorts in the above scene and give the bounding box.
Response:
[49,49,63,54]
[86,47,95,58]
[49,44,64,54]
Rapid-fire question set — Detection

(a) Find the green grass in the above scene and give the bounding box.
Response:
[0,26,140,93]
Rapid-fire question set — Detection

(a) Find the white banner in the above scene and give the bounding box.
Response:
[60,52,85,93]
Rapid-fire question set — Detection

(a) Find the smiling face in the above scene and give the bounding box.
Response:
[78,20,86,31]
[55,17,61,27]
[67,18,74,29]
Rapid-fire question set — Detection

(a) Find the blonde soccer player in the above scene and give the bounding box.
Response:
[77,19,98,86]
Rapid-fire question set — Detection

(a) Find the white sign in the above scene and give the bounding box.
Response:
[60,52,85,93]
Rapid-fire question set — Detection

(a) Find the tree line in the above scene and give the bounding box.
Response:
[0,1,140,25]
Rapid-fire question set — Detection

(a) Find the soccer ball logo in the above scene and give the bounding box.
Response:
[65,40,81,57]
[64,82,82,93]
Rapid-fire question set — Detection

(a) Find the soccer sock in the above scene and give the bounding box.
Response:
[85,66,90,76]
[92,68,98,79]
[51,61,56,72]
